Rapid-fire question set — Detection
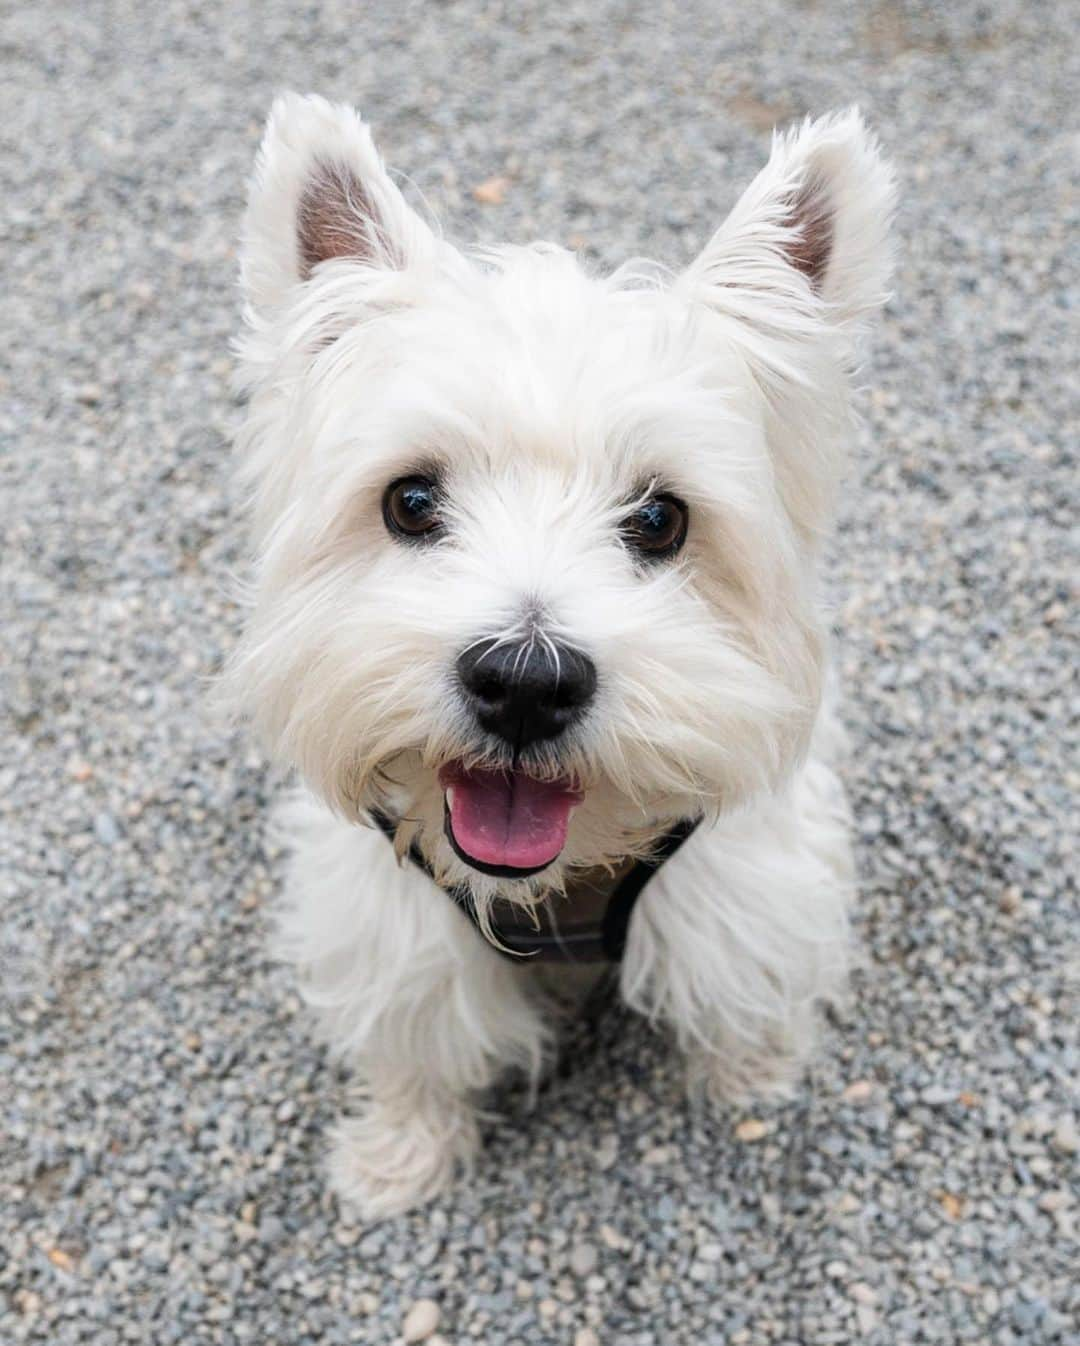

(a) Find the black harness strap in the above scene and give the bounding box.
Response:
[370,809,700,964]
[596,817,699,961]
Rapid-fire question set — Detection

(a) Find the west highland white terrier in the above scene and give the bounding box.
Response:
[226,93,895,1218]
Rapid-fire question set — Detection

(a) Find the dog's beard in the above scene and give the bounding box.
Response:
[340,728,743,916]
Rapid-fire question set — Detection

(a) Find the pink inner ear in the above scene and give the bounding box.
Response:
[785,169,834,293]
[296,160,381,278]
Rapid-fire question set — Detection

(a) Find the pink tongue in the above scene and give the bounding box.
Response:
[441,766,580,871]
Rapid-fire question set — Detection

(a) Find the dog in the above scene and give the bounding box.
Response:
[225,93,895,1219]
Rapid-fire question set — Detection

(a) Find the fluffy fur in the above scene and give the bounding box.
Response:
[226,94,895,1218]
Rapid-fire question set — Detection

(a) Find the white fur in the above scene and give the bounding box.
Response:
[226,94,895,1218]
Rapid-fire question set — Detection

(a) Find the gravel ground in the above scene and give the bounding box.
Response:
[2,2,1077,1343]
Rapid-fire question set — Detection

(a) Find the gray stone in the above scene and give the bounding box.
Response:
[0,5,1074,1346]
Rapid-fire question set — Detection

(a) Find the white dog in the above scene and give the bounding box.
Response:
[226,94,895,1219]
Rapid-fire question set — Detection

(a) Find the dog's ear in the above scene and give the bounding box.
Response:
[240,94,437,319]
[686,109,896,337]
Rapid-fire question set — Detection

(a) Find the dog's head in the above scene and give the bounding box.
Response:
[228,94,894,900]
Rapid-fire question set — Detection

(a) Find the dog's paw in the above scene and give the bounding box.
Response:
[327,1094,479,1221]
[687,1036,808,1109]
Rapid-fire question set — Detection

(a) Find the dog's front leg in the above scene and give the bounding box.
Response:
[619,762,855,1105]
[275,795,552,1219]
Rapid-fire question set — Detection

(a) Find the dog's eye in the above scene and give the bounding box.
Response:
[621,494,688,560]
[383,476,442,541]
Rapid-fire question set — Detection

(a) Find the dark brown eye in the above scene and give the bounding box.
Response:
[622,493,688,560]
[383,475,442,540]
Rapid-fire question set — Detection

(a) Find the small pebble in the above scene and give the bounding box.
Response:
[402,1299,441,1343]
[570,1242,598,1278]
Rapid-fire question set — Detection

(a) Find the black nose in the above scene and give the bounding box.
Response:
[456,638,597,748]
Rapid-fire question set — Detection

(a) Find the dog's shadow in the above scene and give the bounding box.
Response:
[485,970,674,1129]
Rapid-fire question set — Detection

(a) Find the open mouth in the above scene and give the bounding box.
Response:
[439,762,583,878]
